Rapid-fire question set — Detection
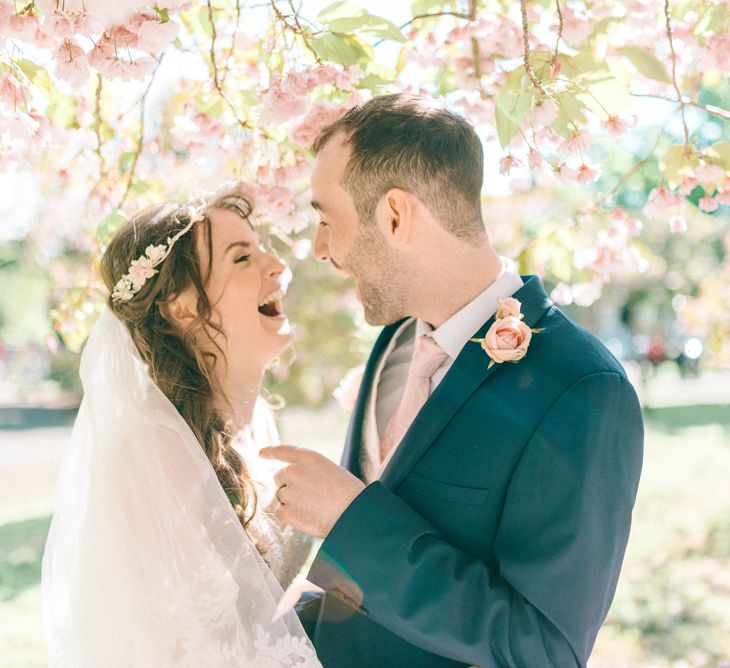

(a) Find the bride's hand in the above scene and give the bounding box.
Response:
[260,445,366,539]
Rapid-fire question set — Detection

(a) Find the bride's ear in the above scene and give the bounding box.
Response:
[160,288,198,330]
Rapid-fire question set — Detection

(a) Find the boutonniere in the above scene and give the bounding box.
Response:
[470,298,542,370]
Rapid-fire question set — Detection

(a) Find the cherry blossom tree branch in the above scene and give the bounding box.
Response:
[630,93,730,122]
[552,0,563,73]
[207,0,254,131]
[93,74,104,170]
[220,0,242,89]
[270,0,322,64]
[520,0,547,96]
[602,127,665,201]
[664,0,689,146]
[469,0,482,81]
[115,57,163,213]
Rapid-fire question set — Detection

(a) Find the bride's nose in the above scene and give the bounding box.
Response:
[264,251,287,277]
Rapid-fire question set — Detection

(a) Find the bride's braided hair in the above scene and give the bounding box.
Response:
[100,187,260,537]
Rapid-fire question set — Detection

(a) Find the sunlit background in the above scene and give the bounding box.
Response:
[1,0,729,666]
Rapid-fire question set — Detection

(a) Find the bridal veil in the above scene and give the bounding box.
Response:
[42,308,321,667]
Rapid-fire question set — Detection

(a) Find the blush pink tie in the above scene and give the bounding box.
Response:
[379,334,449,463]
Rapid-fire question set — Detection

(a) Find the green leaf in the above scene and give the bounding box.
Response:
[704,141,730,169]
[96,212,126,246]
[659,143,698,186]
[618,45,672,84]
[694,4,727,37]
[326,15,405,42]
[590,16,622,38]
[310,32,370,66]
[197,96,224,116]
[578,73,630,116]
[130,180,161,200]
[47,95,77,129]
[197,6,213,37]
[154,6,170,23]
[411,0,447,14]
[119,152,136,174]
[16,58,41,80]
[318,2,405,42]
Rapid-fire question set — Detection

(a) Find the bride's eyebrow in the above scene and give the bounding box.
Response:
[224,241,252,254]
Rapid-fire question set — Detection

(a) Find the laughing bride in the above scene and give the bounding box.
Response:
[41,184,322,667]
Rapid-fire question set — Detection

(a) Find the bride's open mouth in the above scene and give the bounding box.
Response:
[258,287,286,319]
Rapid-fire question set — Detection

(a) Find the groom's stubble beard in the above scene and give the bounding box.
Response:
[344,222,408,326]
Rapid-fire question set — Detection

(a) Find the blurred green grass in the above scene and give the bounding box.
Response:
[1,405,729,668]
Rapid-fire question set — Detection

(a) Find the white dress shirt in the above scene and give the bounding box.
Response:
[359,259,524,483]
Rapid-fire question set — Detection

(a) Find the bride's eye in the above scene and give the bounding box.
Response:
[234,254,251,264]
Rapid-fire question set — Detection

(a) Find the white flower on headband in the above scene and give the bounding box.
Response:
[111,205,206,303]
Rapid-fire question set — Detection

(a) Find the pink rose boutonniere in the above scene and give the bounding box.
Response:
[471,298,542,369]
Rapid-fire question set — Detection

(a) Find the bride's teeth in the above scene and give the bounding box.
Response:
[259,288,285,308]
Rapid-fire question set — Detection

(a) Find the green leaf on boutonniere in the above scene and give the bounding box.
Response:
[488,360,496,370]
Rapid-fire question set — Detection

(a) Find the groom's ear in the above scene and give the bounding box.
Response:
[381,188,414,245]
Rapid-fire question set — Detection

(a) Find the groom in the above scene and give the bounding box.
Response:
[261,93,643,667]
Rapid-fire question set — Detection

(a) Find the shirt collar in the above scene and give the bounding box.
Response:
[415,258,524,359]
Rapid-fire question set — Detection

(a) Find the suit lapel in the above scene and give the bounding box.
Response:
[340,318,408,478]
[379,275,552,490]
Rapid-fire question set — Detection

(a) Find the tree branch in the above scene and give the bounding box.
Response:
[93,74,104,170]
[269,0,322,64]
[208,0,254,131]
[664,0,689,145]
[602,127,665,202]
[519,0,547,96]
[220,0,242,89]
[630,93,730,122]
[115,57,163,213]
[468,0,482,80]
[552,0,563,73]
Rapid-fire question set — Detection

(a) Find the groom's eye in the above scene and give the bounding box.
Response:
[234,254,251,264]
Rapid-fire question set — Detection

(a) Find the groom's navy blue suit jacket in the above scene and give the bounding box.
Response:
[299,275,644,667]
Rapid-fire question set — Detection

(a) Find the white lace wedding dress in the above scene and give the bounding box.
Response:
[41,308,322,667]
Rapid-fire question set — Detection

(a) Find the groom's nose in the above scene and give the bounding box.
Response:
[314,224,330,263]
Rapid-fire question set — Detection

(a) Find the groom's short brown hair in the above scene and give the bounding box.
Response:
[313,93,486,244]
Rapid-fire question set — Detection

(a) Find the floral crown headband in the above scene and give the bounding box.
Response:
[111,204,207,303]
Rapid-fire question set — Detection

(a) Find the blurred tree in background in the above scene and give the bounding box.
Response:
[0,0,728,407]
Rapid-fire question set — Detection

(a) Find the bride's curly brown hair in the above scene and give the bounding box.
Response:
[100,186,261,535]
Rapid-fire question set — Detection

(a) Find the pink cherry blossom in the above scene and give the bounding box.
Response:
[716,190,730,206]
[699,196,719,212]
[601,115,634,137]
[559,130,590,156]
[550,282,573,306]
[290,101,348,147]
[695,162,725,184]
[679,176,698,196]
[133,14,180,52]
[527,149,542,169]
[552,163,578,182]
[668,214,687,234]
[533,99,558,127]
[54,41,89,89]
[557,6,592,47]
[499,155,522,175]
[572,281,603,307]
[577,164,600,183]
[258,75,310,123]
[643,186,683,219]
